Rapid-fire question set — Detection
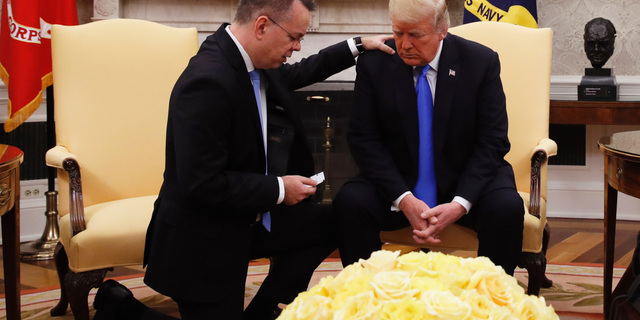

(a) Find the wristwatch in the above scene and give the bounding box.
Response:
[354,36,365,54]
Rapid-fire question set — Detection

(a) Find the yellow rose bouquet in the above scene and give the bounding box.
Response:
[277,250,559,320]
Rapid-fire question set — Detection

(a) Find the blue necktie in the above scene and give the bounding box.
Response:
[250,70,271,231]
[413,65,437,208]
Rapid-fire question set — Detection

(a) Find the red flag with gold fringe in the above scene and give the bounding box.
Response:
[0,0,78,132]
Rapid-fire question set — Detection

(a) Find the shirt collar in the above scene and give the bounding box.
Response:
[429,39,443,72]
[225,25,255,73]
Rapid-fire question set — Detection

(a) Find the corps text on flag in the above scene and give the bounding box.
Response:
[0,0,78,132]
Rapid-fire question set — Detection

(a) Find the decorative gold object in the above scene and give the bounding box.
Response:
[306,96,330,102]
[0,183,12,207]
[20,191,60,261]
[322,117,333,204]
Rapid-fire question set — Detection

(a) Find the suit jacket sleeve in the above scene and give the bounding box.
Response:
[170,73,281,213]
[277,41,355,90]
[168,40,356,213]
[450,51,511,204]
[348,52,413,203]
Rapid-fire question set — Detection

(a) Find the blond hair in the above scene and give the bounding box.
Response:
[389,0,449,34]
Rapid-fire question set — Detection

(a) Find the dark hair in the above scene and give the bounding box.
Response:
[584,17,616,39]
[234,0,317,25]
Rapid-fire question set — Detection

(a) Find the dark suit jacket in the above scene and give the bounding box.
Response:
[143,23,355,303]
[348,33,516,207]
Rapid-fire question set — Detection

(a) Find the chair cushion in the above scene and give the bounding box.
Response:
[59,195,156,273]
[379,192,547,253]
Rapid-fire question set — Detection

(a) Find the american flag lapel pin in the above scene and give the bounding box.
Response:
[449,69,456,76]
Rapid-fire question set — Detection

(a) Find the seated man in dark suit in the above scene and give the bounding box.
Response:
[334,0,524,276]
[90,0,393,319]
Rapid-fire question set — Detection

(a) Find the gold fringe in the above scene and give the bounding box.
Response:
[42,72,53,89]
[0,145,8,160]
[0,62,9,87]
[4,91,43,132]
[0,65,51,132]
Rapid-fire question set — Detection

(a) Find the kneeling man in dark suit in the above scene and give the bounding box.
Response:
[91,0,393,319]
[334,0,524,276]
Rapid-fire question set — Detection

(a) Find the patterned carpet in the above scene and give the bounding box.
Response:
[0,260,624,319]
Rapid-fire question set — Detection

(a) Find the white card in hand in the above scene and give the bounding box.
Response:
[308,172,325,187]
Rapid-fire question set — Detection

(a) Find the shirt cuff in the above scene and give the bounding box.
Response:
[347,38,360,57]
[276,177,285,204]
[391,191,412,211]
[453,196,472,214]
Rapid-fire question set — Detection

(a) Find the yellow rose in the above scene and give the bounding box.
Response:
[360,250,400,273]
[331,271,374,310]
[398,251,464,279]
[467,269,523,307]
[461,256,502,277]
[421,290,472,320]
[380,297,428,320]
[370,271,420,301]
[459,289,498,319]
[306,275,334,297]
[488,306,519,320]
[426,251,463,270]
[439,263,469,296]
[411,275,448,295]
[398,251,435,277]
[277,305,296,320]
[282,294,333,320]
[513,296,559,320]
[333,291,381,320]
[325,264,366,297]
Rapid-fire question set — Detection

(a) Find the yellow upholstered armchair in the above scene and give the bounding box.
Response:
[47,19,198,320]
[380,22,556,296]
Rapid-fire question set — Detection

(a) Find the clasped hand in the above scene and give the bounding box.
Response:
[399,195,466,244]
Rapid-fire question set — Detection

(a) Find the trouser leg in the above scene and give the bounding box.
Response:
[333,179,410,267]
[457,187,524,275]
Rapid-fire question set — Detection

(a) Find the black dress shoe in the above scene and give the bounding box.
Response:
[93,279,133,320]
[270,307,282,320]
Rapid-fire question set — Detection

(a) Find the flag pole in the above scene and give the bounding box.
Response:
[19,85,60,261]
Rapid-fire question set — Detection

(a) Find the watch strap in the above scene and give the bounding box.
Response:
[354,36,365,53]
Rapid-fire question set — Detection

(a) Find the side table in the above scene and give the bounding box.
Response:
[598,131,640,319]
[0,145,24,320]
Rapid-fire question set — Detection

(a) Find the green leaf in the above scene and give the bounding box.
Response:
[568,282,603,293]
[574,296,603,307]
[542,293,595,302]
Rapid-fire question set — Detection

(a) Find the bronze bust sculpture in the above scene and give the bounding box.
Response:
[584,17,616,69]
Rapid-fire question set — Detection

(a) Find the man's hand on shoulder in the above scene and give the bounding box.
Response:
[413,202,467,244]
[281,175,317,205]
[362,35,395,55]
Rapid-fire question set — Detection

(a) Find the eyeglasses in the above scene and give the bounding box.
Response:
[268,17,304,44]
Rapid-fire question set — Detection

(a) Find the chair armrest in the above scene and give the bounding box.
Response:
[45,145,78,168]
[531,138,558,158]
[46,146,86,235]
[529,138,557,218]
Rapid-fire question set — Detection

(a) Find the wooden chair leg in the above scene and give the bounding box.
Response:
[50,243,70,316]
[518,223,553,296]
[49,242,113,320]
[65,268,112,320]
[541,223,553,288]
[519,251,545,296]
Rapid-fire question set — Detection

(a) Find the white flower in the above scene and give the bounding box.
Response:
[369,271,420,301]
[360,250,400,273]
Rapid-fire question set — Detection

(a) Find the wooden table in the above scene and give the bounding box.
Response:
[598,132,640,319]
[0,145,24,320]
[551,100,640,125]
